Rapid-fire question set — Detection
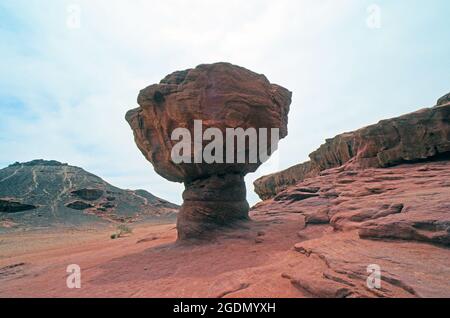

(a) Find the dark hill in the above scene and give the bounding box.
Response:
[0,160,178,231]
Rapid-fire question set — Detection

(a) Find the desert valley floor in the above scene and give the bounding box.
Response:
[1,159,449,298]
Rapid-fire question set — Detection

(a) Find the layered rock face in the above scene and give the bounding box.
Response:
[256,160,450,247]
[126,62,292,239]
[255,99,450,199]
[251,159,450,297]
[248,94,450,296]
[251,155,450,297]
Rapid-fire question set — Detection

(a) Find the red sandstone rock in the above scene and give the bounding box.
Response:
[254,101,450,199]
[126,62,292,239]
[250,159,450,297]
[252,159,450,247]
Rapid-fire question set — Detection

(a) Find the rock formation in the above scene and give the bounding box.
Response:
[437,91,450,106]
[250,158,450,297]
[249,95,450,296]
[0,160,178,231]
[126,62,292,240]
[255,99,450,199]
[0,199,36,213]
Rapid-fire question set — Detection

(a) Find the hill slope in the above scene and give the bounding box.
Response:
[0,160,178,231]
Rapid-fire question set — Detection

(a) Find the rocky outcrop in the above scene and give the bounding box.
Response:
[253,159,450,247]
[248,153,450,297]
[254,102,450,199]
[254,161,319,200]
[0,199,36,213]
[250,96,450,296]
[71,189,104,201]
[0,160,179,231]
[65,201,93,210]
[437,91,450,106]
[126,62,292,240]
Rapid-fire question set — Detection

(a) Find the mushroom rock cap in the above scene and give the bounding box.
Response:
[126,62,292,183]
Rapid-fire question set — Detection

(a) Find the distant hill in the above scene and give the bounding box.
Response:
[0,160,178,231]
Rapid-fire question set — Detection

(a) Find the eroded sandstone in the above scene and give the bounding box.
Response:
[126,62,292,240]
[252,159,450,247]
[255,101,450,199]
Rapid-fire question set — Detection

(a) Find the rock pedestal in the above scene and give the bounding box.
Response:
[177,174,249,240]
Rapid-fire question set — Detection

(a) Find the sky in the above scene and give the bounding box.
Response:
[1,0,449,205]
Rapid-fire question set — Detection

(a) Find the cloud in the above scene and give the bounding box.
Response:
[1,0,449,205]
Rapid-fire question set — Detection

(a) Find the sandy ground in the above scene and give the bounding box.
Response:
[1,214,449,298]
[0,217,307,298]
[1,161,449,298]
[2,213,448,298]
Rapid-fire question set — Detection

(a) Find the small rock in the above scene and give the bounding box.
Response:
[255,238,264,244]
[293,243,310,255]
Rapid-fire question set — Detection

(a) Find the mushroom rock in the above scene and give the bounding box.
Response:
[126,62,292,240]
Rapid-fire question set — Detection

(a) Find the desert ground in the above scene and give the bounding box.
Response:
[1,160,449,298]
[0,219,303,298]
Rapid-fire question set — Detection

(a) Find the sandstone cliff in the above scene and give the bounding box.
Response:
[254,94,450,199]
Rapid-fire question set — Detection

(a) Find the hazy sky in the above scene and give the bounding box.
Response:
[1,0,449,205]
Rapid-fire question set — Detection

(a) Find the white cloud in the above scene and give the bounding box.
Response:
[1,0,449,205]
